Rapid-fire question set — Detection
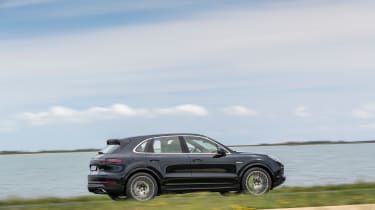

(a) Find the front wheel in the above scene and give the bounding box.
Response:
[242,167,271,195]
[126,172,158,201]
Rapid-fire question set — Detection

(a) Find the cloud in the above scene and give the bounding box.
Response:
[2,1,375,108]
[17,104,208,125]
[2,1,375,79]
[295,106,312,117]
[352,104,375,119]
[155,104,208,116]
[221,105,258,116]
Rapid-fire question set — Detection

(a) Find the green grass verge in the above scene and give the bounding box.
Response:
[1,182,375,210]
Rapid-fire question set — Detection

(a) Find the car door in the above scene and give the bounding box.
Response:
[141,136,191,191]
[182,135,239,190]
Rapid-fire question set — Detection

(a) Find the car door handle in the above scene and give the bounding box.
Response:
[192,159,202,163]
[149,159,160,162]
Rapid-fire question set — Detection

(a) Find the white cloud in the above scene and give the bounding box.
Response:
[17,104,208,125]
[295,106,312,117]
[109,104,148,116]
[222,105,258,116]
[1,1,375,108]
[352,104,375,119]
[2,1,375,80]
[155,104,208,116]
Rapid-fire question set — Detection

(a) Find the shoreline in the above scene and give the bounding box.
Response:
[0,149,98,156]
[230,139,375,147]
[1,140,375,156]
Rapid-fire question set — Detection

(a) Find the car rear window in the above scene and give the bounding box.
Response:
[99,145,120,154]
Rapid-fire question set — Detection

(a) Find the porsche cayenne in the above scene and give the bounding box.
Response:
[88,133,285,201]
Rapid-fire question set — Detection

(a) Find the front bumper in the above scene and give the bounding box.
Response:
[273,175,286,188]
[272,165,286,188]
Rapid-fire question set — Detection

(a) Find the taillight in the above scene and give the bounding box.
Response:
[101,180,115,184]
[101,159,123,164]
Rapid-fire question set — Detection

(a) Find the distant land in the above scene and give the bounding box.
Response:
[230,139,375,147]
[1,140,375,155]
[0,148,98,155]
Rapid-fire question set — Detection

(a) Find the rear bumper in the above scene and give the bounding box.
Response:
[88,174,125,196]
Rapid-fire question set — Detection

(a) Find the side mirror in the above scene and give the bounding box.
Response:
[214,148,226,158]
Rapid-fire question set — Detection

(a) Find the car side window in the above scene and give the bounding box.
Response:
[153,139,162,153]
[152,136,183,153]
[185,136,218,153]
[135,141,147,152]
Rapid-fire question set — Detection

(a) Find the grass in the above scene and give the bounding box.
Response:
[1,182,374,210]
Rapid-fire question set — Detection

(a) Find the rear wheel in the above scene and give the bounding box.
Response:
[242,167,271,195]
[126,172,158,201]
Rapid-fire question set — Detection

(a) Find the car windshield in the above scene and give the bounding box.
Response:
[99,145,120,154]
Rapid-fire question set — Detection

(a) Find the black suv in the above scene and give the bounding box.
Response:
[88,133,285,201]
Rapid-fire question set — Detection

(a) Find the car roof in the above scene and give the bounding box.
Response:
[107,133,208,144]
[126,133,207,141]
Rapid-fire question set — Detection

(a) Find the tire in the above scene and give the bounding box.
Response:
[126,172,158,201]
[241,167,271,195]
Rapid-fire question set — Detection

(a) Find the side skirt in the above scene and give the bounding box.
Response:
[161,184,240,193]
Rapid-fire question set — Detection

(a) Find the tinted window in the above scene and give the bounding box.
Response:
[99,145,120,154]
[185,136,218,153]
[152,136,182,153]
[135,141,147,152]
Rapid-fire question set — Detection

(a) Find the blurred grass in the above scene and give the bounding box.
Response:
[1,182,374,210]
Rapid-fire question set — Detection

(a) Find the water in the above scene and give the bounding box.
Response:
[0,143,374,199]
[233,143,375,187]
[0,152,94,199]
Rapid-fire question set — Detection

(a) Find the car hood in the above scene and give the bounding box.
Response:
[234,151,269,158]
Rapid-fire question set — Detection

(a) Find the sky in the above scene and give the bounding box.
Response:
[1,0,375,151]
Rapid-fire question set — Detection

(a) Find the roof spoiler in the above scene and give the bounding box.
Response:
[107,139,121,145]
